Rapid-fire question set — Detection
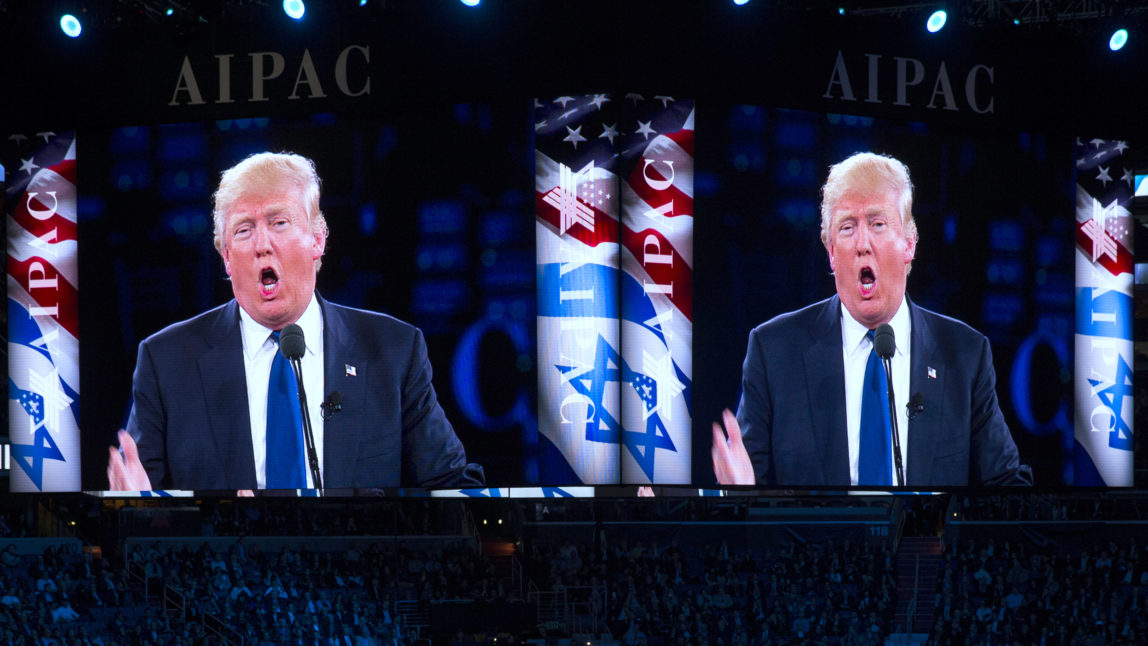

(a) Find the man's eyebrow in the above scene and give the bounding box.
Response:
[228,214,254,229]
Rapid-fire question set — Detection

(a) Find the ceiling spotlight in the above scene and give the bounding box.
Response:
[460,0,481,6]
[733,0,751,6]
[283,0,305,20]
[926,10,947,33]
[838,7,846,15]
[1109,28,1128,51]
[60,14,82,38]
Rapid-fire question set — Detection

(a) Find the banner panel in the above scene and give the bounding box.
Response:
[5,132,81,492]
[1072,137,1135,486]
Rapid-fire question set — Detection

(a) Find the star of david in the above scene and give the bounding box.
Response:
[1088,356,1133,451]
[10,423,66,490]
[555,335,678,480]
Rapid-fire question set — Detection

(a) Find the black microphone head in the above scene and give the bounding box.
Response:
[873,323,895,359]
[279,323,306,360]
[327,391,342,407]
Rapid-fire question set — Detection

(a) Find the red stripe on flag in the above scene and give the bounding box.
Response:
[663,129,694,158]
[7,257,80,340]
[50,159,77,184]
[621,224,693,321]
[13,193,79,243]
[625,164,692,221]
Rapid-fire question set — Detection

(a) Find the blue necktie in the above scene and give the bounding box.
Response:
[858,329,892,486]
[266,331,306,489]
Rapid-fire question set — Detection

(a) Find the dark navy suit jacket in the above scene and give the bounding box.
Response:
[126,296,483,491]
[736,295,1031,487]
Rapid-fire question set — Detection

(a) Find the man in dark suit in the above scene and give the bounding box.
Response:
[712,152,1030,487]
[107,152,482,491]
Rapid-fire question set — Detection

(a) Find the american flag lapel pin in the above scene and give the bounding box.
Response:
[345,364,357,377]
[927,366,937,380]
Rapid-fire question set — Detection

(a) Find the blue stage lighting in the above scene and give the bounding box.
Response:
[733,0,751,5]
[283,0,305,20]
[838,7,845,15]
[1109,28,1128,51]
[927,10,947,33]
[60,14,82,37]
[460,0,481,6]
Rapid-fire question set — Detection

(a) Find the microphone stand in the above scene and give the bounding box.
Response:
[881,356,905,487]
[288,356,324,495]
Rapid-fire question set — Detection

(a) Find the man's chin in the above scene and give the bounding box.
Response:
[843,300,887,329]
[249,303,291,329]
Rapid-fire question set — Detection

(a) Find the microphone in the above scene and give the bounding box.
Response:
[321,391,343,422]
[873,323,904,487]
[279,324,306,361]
[873,324,895,361]
[279,323,323,492]
[907,392,925,421]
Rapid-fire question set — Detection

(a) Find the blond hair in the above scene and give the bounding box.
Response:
[819,152,918,253]
[212,152,329,268]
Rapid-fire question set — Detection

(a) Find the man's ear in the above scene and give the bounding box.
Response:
[312,231,327,260]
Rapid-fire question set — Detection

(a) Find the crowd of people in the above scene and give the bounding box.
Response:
[4,494,1148,645]
[522,533,899,645]
[955,495,1148,522]
[0,534,517,645]
[928,535,1148,645]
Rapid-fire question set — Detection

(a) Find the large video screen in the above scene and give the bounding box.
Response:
[4,98,1140,493]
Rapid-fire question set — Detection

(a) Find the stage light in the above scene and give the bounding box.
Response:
[59,14,82,38]
[283,0,305,20]
[1109,28,1128,51]
[460,0,481,6]
[166,8,174,16]
[733,0,751,5]
[838,7,845,15]
[926,10,947,33]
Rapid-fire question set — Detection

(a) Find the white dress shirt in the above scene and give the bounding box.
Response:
[841,298,911,486]
[238,294,325,489]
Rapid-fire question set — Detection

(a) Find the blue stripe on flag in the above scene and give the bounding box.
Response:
[537,262,666,343]
[8,298,57,364]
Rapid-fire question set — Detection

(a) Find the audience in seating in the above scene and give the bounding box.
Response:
[3,495,1148,645]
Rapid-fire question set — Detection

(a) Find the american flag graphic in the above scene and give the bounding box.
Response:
[1072,136,1135,486]
[5,131,81,491]
[535,94,693,484]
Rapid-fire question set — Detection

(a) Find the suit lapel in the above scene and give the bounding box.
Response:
[196,300,257,489]
[907,300,945,487]
[803,296,850,484]
[319,297,366,484]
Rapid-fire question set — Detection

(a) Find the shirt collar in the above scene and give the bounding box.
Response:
[238,293,323,359]
[840,296,911,358]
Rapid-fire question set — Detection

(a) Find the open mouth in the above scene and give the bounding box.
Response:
[859,266,876,297]
[260,267,279,296]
